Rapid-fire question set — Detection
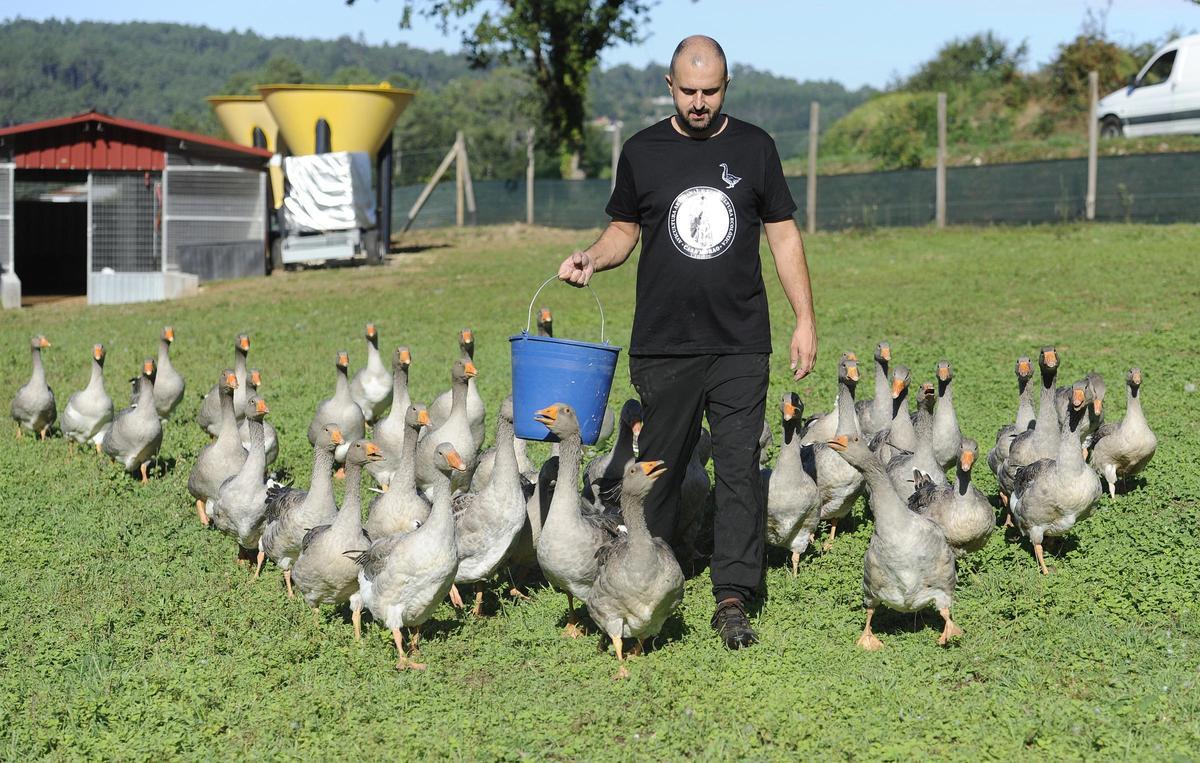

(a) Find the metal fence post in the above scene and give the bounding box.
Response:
[936,92,947,228]
[806,102,819,235]
[610,120,621,192]
[526,127,535,226]
[1087,71,1099,221]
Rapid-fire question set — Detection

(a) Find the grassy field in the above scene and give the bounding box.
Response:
[3,223,1200,759]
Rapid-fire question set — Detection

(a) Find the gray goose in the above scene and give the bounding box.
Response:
[350,323,393,425]
[800,351,860,445]
[908,438,994,557]
[854,341,892,437]
[1057,372,1106,446]
[366,346,412,488]
[261,424,343,597]
[101,359,163,483]
[61,344,113,452]
[987,356,1035,479]
[416,358,479,494]
[429,329,486,445]
[587,459,684,679]
[355,443,465,671]
[930,361,962,471]
[197,334,250,436]
[581,399,643,514]
[291,440,382,640]
[11,335,55,439]
[1089,368,1156,498]
[1009,381,1102,575]
[366,404,432,540]
[829,433,961,649]
[307,350,365,467]
[868,365,916,464]
[535,403,622,638]
[763,393,820,576]
[238,369,278,467]
[188,369,245,526]
[886,382,945,502]
[448,396,527,615]
[211,396,273,568]
[151,326,185,420]
[813,355,866,550]
[1000,347,1060,505]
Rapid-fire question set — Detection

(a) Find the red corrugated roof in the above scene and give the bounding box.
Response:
[0,111,270,171]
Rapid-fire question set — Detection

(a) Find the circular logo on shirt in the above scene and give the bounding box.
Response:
[668,186,736,260]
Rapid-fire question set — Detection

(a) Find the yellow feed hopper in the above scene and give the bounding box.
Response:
[206,95,286,208]
[255,82,415,156]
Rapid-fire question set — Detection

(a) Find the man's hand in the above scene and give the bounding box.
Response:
[557,251,594,287]
[790,321,817,380]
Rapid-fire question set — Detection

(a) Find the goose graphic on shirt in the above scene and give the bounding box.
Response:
[668,186,737,260]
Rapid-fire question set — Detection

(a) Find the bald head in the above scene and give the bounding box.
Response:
[670,35,728,80]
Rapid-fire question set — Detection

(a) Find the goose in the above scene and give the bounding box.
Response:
[151,326,185,420]
[885,382,945,502]
[506,455,558,587]
[291,440,382,640]
[987,356,1035,479]
[101,358,163,483]
[587,459,684,679]
[814,355,867,550]
[355,443,466,670]
[854,341,892,437]
[1089,368,1156,498]
[868,365,916,464]
[908,438,994,557]
[307,350,365,467]
[800,351,860,445]
[999,347,1060,505]
[365,347,412,488]
[61,344,113,452]
[447,396,528,615]
[238,369,278,467]
[11,335,55,439]
[1057,372,1106,446]
[261,424,343,597]
[211,396,273,567]
[930,361,962,471]
[828,433,962,649]
[535,403,622,637]
[429,329,486,445]
[197,334,250,436]
[416,358,479,493]
[581,399,643,514]
[350,323,393,425]
[366,404,433,540]
[763,393,820,576]
[188,369,246,526]
[1009,381,1102,575]
[673,428,712,562]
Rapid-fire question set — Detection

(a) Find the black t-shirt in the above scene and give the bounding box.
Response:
[606,115,796,356]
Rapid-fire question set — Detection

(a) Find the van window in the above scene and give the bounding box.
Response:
[1139,50,1176,87]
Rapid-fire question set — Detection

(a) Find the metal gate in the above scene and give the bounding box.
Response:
[163,165,265,280]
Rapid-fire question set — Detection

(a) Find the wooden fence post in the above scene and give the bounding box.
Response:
[455,131,465,227]
[936,92,947,228]
[526,127,535,226]
[610,120,622,192]
[806,102,819,235]
[1087,71,1099,221]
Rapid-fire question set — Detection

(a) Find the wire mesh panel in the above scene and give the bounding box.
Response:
[90,173,161,273]
[0,164,12,272]
[947,159,1087,225]
[1095,152,1200,223]
[163,166,265,276]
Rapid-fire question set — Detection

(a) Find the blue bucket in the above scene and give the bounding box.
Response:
[510,277,621,445]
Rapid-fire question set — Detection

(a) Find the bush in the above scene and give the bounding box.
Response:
[1047,35,1138,108]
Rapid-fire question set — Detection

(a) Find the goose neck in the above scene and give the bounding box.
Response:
[243,418,267,476]
[620,490,651,539]
[218,386,237,437]
[392,364,409,401]
[835,381,861,437]
[309,448,337,502]
[332,462,365,533]
[87,358,105,391]
[30,347,45,384]
[334,366,350,399]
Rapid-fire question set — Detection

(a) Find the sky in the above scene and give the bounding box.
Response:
[8,0,1199,89]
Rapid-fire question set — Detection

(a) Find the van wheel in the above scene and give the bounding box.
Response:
[1100,117,1123,139]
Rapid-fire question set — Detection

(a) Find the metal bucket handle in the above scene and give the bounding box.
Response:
[525,275,607,344]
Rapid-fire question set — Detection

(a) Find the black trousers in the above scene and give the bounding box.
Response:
[629,353,770,604]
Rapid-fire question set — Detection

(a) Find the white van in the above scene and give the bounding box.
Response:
[1097,34,1200,138]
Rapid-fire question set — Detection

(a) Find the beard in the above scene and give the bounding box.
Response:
[676,103,722,136]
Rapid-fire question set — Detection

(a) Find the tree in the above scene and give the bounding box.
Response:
[348,0,654,177]
[904,31,1027,92]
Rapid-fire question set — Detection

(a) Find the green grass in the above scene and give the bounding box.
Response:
[3,223,1200,759]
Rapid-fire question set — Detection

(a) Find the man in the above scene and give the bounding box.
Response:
[557,35,817,649]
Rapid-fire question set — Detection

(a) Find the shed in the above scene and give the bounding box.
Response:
[0,111,271,308]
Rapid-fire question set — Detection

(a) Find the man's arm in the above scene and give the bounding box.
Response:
[557,220,641,286]
[763,219,817,380]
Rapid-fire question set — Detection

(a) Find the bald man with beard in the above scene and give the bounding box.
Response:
[558,35,818,650]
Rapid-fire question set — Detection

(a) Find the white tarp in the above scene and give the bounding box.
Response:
[282,151,376,233]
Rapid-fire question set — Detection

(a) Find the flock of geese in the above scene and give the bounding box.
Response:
[11,322,1157,672]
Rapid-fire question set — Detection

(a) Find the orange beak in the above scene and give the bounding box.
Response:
[1072,388,1085,408]
[367,324,377,338]
[365,442,382,458]
[417,409,431,426]
[250,370,262,386]
[39,337,51,348]
[937,365,950,382]
[891,378,906,398]
[847,364,860,382]
[534,404,559,426]
[960,450,975,471]
[338,352,349,367]
[639,460,668,478]
[632,419,643,436]
[827,435,849,451]
[143,360,155,375]
[880,346,891,361]
[256,399,269,415]
[783,402,798,420]
[1043,349,1057,366]
[225,372,238,387]
[329,427,344,446]
[463,361,478,377]
[1018,359,1031,376]
[1092,398,1103,416]
[921,383,935,398]
[540,309,552,323]
[164,327,175,343]
[445,448,467,471]
[462,329,473,344]
[399,349,411,365]
[93,345,104,361]
[239,336,250,351]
